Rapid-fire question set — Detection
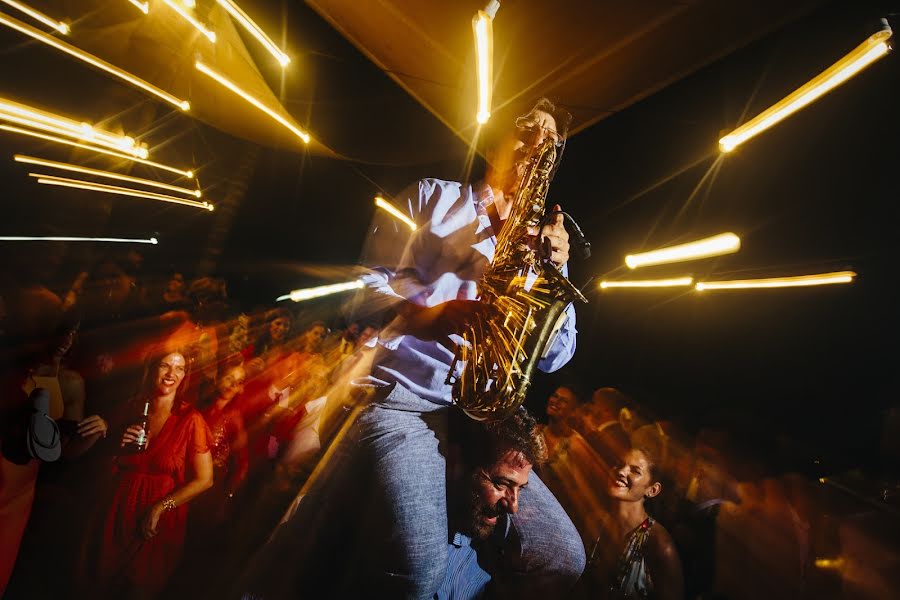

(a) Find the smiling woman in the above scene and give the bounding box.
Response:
[83,345,214,598]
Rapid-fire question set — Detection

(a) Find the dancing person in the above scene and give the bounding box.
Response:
[585,446,683,600]
[88,345,213,598]
[239,98,584,600]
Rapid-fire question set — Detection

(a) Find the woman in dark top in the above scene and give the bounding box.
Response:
[587,446,684,600]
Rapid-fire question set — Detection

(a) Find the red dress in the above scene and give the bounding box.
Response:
[96,404,211,594]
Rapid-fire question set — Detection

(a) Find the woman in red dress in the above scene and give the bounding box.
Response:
[93,346,213,598]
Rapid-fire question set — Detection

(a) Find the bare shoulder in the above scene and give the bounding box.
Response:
[648,521,679,559]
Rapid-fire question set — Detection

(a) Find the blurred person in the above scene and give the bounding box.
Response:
[3,312,111,598]
[322,320,360,362]
[538,384,609,546]
[171,355,248,597]
[246,307,293,369]
[160,272,187,313]
[672,428,738,600]
[72,258,161,419]
[198,355,249,517]
[584,446,684,600]
[0,286,69,594]
[85,345,213,598]
[237,98,584,600]
[579,387,632,475]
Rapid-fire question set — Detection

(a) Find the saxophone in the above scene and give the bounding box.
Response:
[447,137,588,421]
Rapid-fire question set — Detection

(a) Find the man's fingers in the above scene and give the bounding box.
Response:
[552,204,563,226]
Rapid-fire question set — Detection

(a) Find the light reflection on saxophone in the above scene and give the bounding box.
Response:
[447,137,588,421]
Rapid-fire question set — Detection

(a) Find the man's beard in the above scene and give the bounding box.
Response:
[468,491,502,541]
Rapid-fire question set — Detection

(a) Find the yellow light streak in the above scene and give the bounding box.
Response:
[127,0,149,14]
[31,173,214,210]
[182,0,196,8]
[814,557,845,570]
[216,0,290,66]
[720,24,892,152]
[626,233,741,269]
[16,154,201,197]
[695,271,856,291]
[0,12,190,111]
[0,0,68,34]
[599,277,694,289]
[0,235,158,244]
[0,97,146,158]
[276,279,365,303]
[195,60,310,143]
[0,124,194,178]
[374,196,417,231]
[161,0,216,43]
[473,3,498,125]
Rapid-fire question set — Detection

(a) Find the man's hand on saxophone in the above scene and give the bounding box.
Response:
[536,203,570,266]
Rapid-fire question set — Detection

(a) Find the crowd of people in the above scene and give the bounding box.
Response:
[2,95,897,600]
[0,257,382,598]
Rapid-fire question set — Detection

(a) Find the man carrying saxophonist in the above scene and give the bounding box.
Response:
[238,98,586,599]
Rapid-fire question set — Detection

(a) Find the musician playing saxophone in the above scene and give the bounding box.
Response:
[241,99,585,600]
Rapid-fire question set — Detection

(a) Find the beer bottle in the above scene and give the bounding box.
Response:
[122,400,150,453]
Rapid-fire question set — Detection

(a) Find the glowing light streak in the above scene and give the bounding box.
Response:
[127,0,149,14]
[0,0,68,34]
[216,0,290,66]
[374,196,417,231]
[161,0,216,43]
[599,277,694,289]
[0,97,146,158]
[814,557,845,570]
[473,1,499,124]
[626,233,741,269]
[195,60,310,143]
[0,12,190,111]
[16,154,201,197]
[0,124,194,178]
[0,235,158,244]
[276,279,365,303]
[720,24,892,152]
[695,271,856,291]
[31,173,213,210]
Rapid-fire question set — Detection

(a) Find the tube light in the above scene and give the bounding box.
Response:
[626,233,741,269]
[161,0,216,43]
[695,271,856,291]
[599,277,694,289]
[16,155,201,197]
[0,0,69,34]
[31,173,213,210]
[720,23,892,153]
[276,279,365,303]
[127,0,149,14]
[473,1,499,125]
[374,196,417,231]
[0,12,190,111]
[0,235,158,244]
[0,124,194,178]
[216,0,290,66]
[195,60,310,143]
[1,97,146,158]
